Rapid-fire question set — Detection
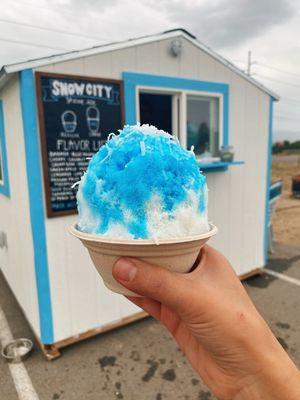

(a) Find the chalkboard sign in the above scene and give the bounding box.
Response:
[35,72,124,217]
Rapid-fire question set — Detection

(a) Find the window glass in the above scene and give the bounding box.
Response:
[187,95,219,157]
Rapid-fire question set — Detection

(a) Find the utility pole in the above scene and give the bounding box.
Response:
[247,50,252,75]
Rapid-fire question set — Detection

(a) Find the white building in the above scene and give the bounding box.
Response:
[0,29,278,359]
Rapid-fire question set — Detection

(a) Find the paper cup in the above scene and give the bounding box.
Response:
[69,223,218,296]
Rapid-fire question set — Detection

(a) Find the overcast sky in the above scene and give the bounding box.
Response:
[0,0,299,142]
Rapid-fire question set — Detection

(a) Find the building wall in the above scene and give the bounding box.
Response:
[0,76,40,337]
[35,36,270,341]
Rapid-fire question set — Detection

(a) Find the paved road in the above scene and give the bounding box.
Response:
[1,242,299,400]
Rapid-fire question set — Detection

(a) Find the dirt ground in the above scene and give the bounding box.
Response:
[271,154,300,246]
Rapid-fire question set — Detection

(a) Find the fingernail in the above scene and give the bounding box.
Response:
[114,258,137,282]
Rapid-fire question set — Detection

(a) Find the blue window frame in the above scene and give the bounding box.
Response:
[0,99,10,197]
[122,71,229,149]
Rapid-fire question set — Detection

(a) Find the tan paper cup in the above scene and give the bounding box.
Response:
[70,223,218,296]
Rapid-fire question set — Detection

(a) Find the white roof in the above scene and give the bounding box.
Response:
[0,28,279,99]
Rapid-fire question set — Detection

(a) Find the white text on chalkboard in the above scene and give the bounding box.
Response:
[52,80,112,99]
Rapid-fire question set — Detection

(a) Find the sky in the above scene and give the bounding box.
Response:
[0,0,299,142]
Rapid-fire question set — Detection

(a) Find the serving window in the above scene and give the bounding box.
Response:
[137,86,222,158]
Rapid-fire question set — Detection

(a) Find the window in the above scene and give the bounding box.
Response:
[136,87,222,157]
[187,95,220,157]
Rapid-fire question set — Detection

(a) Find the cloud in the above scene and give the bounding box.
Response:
[0,0,299,141]
[273,129,300,142]
[66,0,120,13]
[151,0,294,48]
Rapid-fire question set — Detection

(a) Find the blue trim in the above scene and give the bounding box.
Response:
[264,97,274,265]
[123,72,229,146]
[199,160,244,173]
[19,69,54,344]
[0,100,10,197]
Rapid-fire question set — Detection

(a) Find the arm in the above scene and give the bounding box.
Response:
[113,245,300,400]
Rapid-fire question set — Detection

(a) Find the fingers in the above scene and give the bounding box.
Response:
[127,296,185,340]
[126,296,162,320]
[191,245,238,281]
[113,257,192,312]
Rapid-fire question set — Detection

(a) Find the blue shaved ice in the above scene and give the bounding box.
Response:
[76,124,209,240]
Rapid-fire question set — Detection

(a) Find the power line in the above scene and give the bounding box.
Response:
[233,55,300,81]
[0,37,70,51]
[256,62,300,78]
[232,52,257,76]
[256,73,300,88]
[231,59,245,64]
[0,18,109,43]
[11,0,102,24]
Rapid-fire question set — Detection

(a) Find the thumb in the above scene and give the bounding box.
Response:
[112,257,191,311]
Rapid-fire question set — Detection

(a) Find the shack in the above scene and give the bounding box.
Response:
[0,29,278,358]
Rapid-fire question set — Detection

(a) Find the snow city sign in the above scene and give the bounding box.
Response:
[35,72,124,217]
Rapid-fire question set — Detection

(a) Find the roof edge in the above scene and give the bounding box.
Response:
[163,28,197,39]
[0,29,279,100]
[2,30,182,74]
[0,68,14,92]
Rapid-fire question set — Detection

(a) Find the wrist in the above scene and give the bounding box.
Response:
[236,368,300,400]
[235,335,300,400]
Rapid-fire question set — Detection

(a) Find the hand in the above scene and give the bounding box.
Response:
[113,245,300,400]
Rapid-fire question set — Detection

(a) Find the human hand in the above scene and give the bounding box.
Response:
[113,245,300,400]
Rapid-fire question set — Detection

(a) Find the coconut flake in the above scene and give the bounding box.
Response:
[100,146,112,164]
[71,181,80,189]
[107,132,116,141]
[140,140,146,156]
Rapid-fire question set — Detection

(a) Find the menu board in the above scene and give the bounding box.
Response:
[35,72,124,217]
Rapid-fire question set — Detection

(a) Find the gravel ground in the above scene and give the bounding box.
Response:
[272,155,300,246]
